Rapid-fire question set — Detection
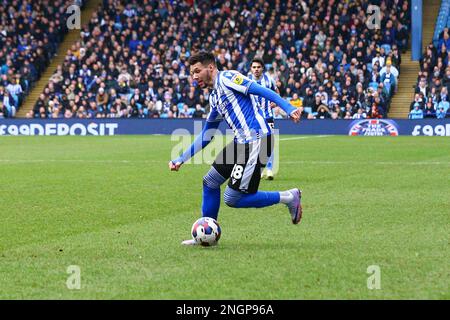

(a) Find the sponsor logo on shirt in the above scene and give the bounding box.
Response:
[232,74,244,85]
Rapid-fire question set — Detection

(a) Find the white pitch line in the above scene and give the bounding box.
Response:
[279,135,329,141]
[0,159,145,164]
[282,160,450,166]
[0,159,448,166]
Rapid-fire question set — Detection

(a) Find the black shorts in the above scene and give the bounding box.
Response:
[212,135,273,194]
[267,118,275,130]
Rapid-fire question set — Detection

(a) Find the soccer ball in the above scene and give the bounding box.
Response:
[191,217,221,246]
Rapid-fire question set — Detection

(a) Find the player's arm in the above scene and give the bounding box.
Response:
[222,72,300,122]
[247,82,300,122]
[169,113,221,171]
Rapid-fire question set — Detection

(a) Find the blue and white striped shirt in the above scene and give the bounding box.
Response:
[248,72,277,120]
[207,70,272,144]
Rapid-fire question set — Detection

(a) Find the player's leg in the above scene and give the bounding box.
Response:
[182,143,233,246]
[201,166,226,220]
[223,135,302,224]
[223,186,301,222]
[223,183,302,224]
[201,141,234,220]
[263,119,275,180]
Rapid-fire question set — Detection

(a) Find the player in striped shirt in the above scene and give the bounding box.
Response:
[248,57,279,180]
[168,52,303,245]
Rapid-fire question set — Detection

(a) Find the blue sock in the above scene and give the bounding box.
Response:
[266,153,274,171]
[224,186,280,208]
[201,167,226,220]
[202,185,221,220]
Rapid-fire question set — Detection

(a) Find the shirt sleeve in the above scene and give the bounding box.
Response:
[206,107,222,122]
[220,71,254,95]
[248,82,296,116]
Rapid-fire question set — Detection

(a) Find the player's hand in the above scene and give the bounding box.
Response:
[289,109,301,123]
[169,160,183,171]
[270,102,277,109]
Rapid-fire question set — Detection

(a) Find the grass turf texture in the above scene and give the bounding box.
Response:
[0,135,449,299]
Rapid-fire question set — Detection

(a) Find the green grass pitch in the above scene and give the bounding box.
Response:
[0,135,449,299]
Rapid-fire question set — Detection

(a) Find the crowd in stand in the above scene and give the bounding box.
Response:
[410,27,450,119]
[24,0,411,120]
[0,0,82,118]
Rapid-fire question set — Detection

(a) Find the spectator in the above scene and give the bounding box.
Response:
[423,101,436,118]
[273,106,286,120]
[352,108,367,119]
[179,104,192,118]
[298,106,313,120]
[409,103,424,119]
[96,87,109,111]
[0,0,78,117]
[316,105,331,119]
[440,87,448,102]
[436,106,447,119]
[415,77,429,98]
[410,93,425,111]
[29,0,409,121]
[0,86,15,117]
[436,99,449,114]
[289,93,302,108]
[192,104,205,119]
[368,103,383,119]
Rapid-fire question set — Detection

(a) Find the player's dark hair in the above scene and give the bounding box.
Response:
[251,57,265,70]
[188,51,216,66]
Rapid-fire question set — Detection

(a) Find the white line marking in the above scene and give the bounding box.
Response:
[279,135,329,141]
[0,159,448,166]
[282,160,450,166]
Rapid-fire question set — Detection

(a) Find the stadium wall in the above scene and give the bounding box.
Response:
[0,119,449,136]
